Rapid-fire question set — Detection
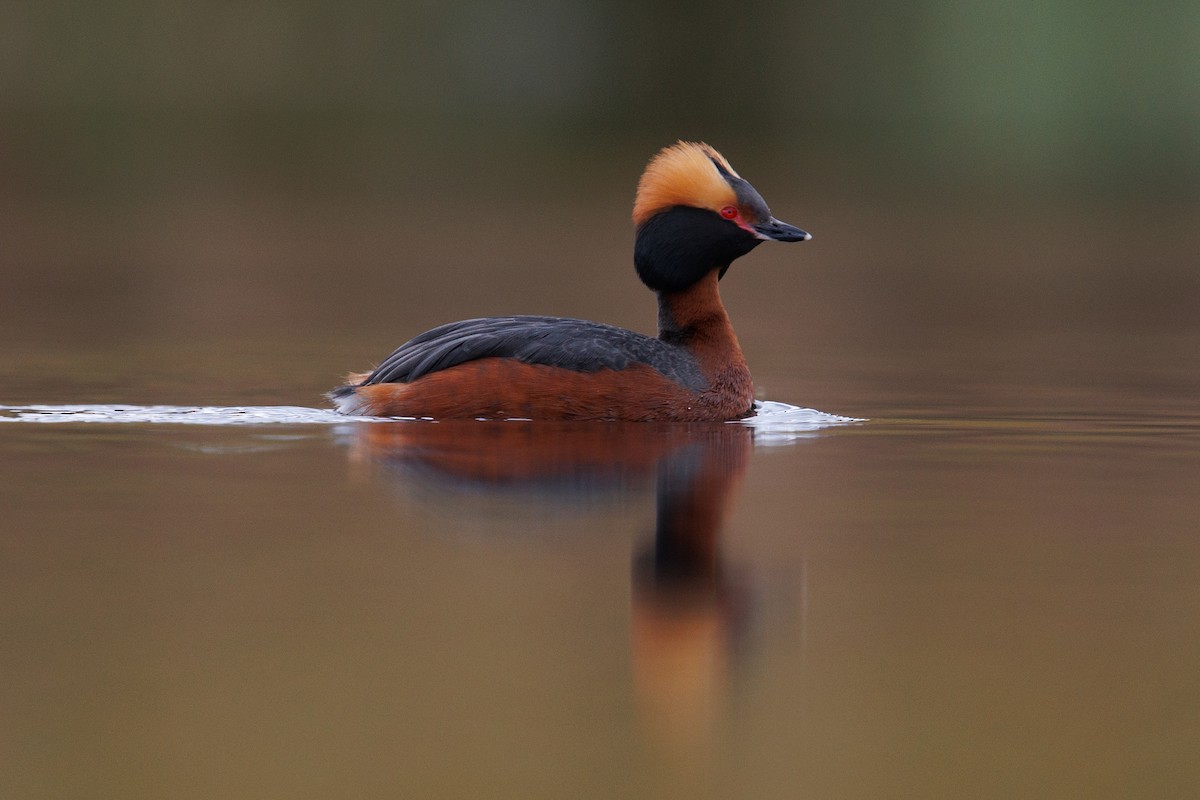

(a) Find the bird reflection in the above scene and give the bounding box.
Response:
[341,419,754,749]
[629,425,752,754]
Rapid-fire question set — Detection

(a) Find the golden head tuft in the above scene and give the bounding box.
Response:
[632,141,741,227]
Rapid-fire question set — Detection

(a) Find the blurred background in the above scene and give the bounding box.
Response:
[2,1,1198,412]
[4,7,1200,798]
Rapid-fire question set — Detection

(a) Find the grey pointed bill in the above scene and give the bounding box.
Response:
[752,217,811,242]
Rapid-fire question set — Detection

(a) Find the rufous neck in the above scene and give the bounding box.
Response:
[656,271,734,345]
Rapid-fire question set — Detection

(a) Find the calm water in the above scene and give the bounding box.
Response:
[3,351,1199,798]
[3,187,1199,798]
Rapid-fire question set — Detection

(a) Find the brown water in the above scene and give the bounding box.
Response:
[3,195,1200,798]
[3,341,1199,799]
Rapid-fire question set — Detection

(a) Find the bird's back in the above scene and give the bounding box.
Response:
[328,315,736,421]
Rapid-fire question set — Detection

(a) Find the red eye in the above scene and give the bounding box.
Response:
[719,205,738,219]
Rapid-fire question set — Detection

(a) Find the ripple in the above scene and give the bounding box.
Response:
[0,404,372,425]
[736,400,865,443]
[0,401,864,435]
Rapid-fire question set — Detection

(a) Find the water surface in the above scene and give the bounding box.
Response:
[3,177,1198,800]
[3,371,1198,799]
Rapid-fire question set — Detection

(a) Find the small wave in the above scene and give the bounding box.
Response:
[0,404,371,425]
[736,400,865,443]
[0,401,863,434]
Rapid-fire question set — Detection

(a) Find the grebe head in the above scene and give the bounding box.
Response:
[632,141,810,293]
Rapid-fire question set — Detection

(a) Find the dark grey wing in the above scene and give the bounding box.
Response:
[362,315,706,391]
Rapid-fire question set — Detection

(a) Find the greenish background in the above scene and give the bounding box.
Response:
[2,1,1197,405]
